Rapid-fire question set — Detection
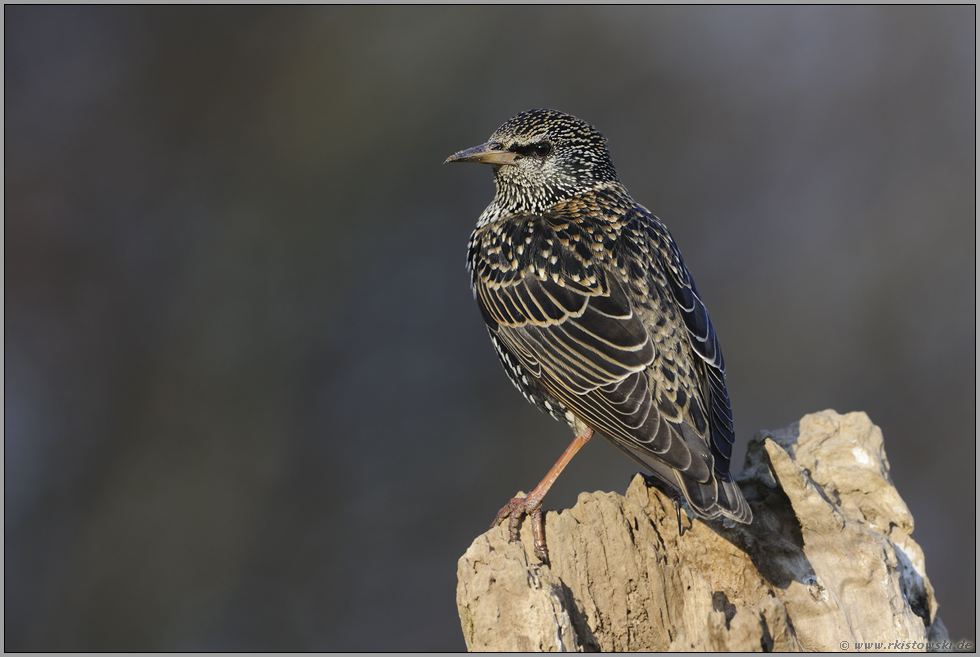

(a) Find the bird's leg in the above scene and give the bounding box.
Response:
[672,494,687,537]
[641,473,689,536]
[493,427,594,561]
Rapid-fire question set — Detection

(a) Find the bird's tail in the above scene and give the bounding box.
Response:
[608,437,753,525]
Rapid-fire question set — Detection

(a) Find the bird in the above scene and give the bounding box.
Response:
[446,109,752,561]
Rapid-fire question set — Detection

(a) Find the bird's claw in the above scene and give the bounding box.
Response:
[492,496,549,561]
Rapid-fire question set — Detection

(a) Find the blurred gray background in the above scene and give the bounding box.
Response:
[5,6,975,650]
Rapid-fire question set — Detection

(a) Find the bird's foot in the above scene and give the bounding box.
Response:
[486,428,593,563]
[492,496,548,561]
[641,473,689,536]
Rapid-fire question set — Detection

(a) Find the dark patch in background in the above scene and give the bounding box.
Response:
[5,6,974,650]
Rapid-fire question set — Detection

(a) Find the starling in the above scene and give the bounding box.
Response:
[447,109,752,560]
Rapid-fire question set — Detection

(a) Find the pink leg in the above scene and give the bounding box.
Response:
[493,427,594,560]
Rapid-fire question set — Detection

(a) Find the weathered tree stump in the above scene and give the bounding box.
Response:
[457,410,949,651]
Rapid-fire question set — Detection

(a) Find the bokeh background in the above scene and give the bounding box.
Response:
[5,6,975,650]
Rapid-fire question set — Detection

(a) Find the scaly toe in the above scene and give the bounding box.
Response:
[491,496,527,531]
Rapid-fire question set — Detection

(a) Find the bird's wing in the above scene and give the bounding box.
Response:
[656,223,736,478]
[475,266,714,486]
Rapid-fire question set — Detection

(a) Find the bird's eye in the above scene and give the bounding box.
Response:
[509,142,553,158]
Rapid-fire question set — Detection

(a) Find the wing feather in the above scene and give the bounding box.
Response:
[660,227,736,478]
[480,270,707,478]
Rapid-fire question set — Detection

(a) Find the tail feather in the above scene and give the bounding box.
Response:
[606,427,753,525]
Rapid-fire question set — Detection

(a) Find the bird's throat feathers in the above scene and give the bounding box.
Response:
[479,180,631,228]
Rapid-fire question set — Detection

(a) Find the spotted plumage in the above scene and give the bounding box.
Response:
[448,109,751,558]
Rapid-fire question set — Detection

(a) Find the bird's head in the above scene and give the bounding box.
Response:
[446,109,620,215]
